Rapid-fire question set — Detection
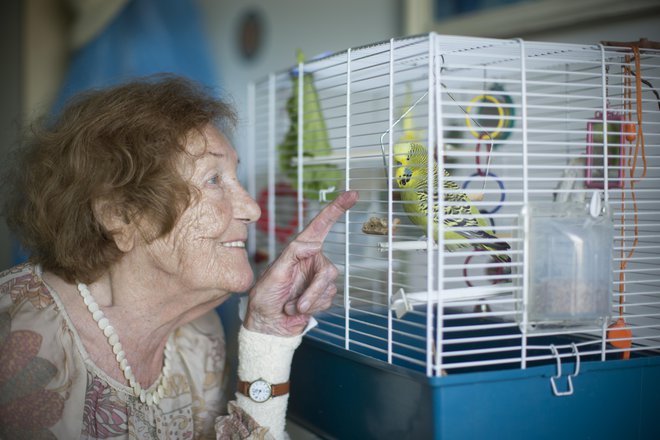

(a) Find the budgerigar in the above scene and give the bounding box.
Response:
[394,142,510,263]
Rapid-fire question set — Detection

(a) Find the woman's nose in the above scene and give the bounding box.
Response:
[234,184,261,224]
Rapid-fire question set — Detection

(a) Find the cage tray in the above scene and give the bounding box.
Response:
[288,310,660,440]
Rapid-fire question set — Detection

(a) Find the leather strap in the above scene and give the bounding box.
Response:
[270,381,290,396]
[237,379,290,398]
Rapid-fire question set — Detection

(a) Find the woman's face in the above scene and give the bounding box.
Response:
[142,124,260,295]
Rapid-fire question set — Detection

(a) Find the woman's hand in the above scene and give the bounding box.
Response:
[244,191,359,336]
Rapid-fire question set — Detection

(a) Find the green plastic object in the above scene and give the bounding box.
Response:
[278,50,341,201]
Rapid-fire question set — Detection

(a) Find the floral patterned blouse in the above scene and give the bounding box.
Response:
[0,263,274,439]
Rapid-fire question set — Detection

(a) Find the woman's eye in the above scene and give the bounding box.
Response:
[207,175,220,186]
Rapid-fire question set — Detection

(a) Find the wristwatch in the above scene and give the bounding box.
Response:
[237,378,290,403]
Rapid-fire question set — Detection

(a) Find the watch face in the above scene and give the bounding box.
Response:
[248,379,272,403]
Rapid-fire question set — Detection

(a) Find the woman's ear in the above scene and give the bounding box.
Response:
[92,198,137,253]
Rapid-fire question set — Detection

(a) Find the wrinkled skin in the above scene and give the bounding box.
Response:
[139,125,261,298]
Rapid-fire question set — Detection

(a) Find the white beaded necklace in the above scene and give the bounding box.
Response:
[77,282,172,406]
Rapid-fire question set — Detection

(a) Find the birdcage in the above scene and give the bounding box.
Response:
[247,34,660,439]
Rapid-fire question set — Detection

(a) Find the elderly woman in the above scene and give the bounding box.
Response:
[0,75,357,439]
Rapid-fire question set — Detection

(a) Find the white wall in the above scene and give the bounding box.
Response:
[198,0,401,139]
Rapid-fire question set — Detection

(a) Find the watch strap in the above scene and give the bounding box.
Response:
[237,379,290,398]
[269,381,290,396]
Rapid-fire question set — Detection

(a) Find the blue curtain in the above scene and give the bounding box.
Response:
[53,0,219,113]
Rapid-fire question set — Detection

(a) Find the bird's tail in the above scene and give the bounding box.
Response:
[471,230,511,264]
[484,242,511,264]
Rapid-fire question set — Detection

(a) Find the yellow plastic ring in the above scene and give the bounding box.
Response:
[465,94,505,140]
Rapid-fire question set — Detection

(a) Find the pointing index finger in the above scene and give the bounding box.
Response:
[297,191,359,242]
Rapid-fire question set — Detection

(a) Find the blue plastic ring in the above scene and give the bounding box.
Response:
[461,171,505,214]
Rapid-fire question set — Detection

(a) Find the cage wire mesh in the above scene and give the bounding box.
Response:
[247,34,660,379]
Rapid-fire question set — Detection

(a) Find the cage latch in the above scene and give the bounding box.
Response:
[318,186,336,202]
[549,343,581,397]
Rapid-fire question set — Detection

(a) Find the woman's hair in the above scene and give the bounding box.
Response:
[3,74,236,283]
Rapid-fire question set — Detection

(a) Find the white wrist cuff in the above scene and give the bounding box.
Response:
[237,325,302,383]
[236,325,303,440]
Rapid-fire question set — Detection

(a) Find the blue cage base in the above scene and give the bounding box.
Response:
[288,310,660,439]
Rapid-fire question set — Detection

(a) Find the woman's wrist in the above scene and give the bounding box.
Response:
[243,308,310,337]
